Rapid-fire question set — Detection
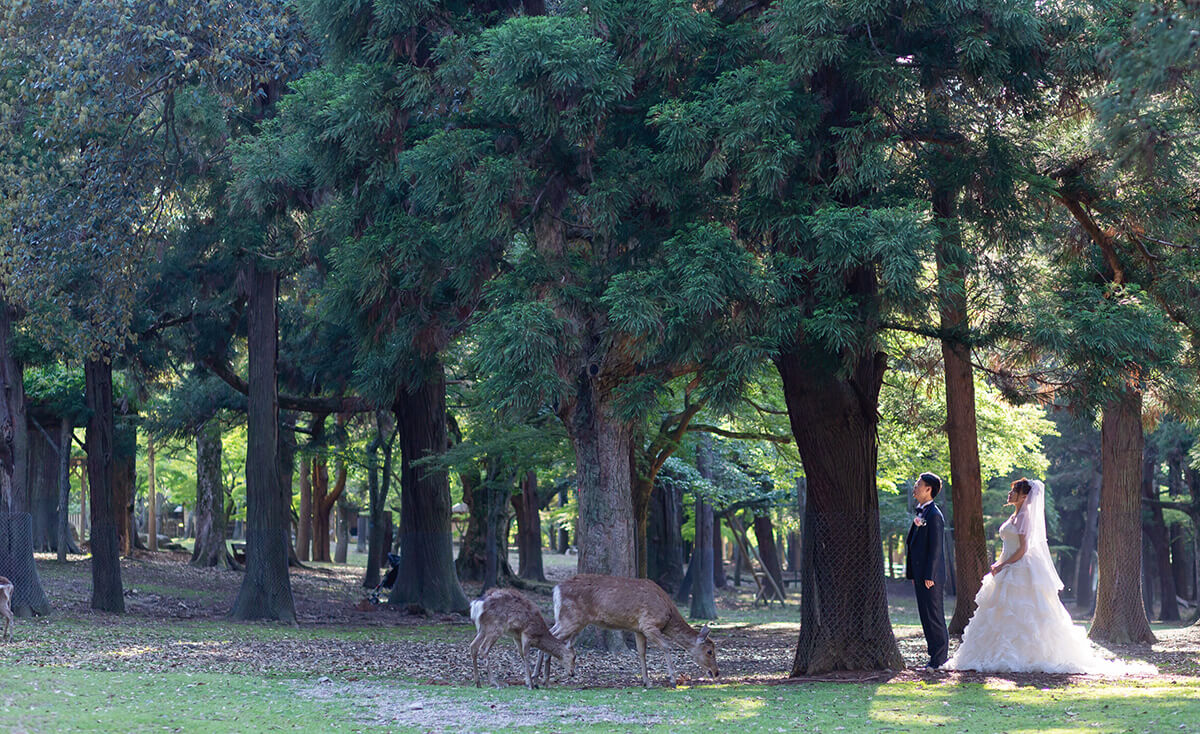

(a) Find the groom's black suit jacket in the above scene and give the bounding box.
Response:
[905,502,946,584]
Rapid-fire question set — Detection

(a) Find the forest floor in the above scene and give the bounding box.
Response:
[1,546,1198,732]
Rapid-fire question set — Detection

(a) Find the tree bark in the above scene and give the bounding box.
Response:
[713,519,726,589]
[753,514,785,600]
[56,418,72,561]
[514,470,546,582]
[191,419,237,569]
[0,301,29,514]
[562,370,636,580]
[481,456,517,592]
[296,456,311,563]
[86,358,124,613]
[387,367,469,613]
[363,414,396,589]
[278,416,302,568]
[647,477,685,592]
[1073,473,1101,612]
[1141,442,1179,621]
[229,264,296,623]
[927,99,989,638]
[334,499,350,564]
[113,424,136,557]
[1090,388,1155,643]
[778,345,903,674]
[455,459,488,581]
[1167,447,1191,600]
[28,424,54,550]
[690,497,718,619]
[147,438,158,552]
[687,436,717,619]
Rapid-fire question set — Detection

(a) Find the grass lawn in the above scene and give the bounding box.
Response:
[2,548,1197,732]
[3,666,1197,733]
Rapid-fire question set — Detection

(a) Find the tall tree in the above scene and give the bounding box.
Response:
[0,0,306,614]
[229,263,296,623]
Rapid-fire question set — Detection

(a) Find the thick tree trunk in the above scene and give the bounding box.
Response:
[28,424,56,551]
[480,456,518,592]
[778,346,903,674]
[563,372,636,580]
[86,358,124,613]
[514,470,546,582]
[0,301,29,514]
[113,425,136,557]
[1073,474,1101,611]
[1090,389,1155,643]
[1142,443,1179,621]
[229,264,296,623]
[191,419,237,569]
[455,462,488,581]
[753,514,785,600]
[0,281,48,616]
[690,498,717,619]
[388,368,469,613]
[647,478,685,592]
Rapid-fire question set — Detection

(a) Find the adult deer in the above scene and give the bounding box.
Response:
[541,574,718,687]
[0,576,13,642]
[469,587,575,689]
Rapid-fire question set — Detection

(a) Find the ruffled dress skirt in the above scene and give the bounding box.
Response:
[944,560,1149,674]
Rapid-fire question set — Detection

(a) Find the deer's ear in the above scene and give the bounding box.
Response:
[698,625,710,641]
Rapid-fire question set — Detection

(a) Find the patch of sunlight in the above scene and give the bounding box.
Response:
[871,709,957,727]
[714,695,766,722]
[742,622,802,632]
[105,646,162,658]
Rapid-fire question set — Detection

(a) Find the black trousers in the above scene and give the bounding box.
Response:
[914,580,949,667]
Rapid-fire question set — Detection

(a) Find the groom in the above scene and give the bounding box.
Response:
[905,472,948,669]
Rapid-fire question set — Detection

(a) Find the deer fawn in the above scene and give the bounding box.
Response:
[539,574,718,687]
[469,588,575,689]
[0,576,14,642]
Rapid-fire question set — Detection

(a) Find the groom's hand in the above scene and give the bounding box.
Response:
[924,580,934,589]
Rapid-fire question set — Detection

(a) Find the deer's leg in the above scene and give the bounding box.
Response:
[643,628,677,687]
[536,649,553,686]
[634,631,650,687]
[517,634,536,689]
[477,631,502,688]
[470,630,487,687]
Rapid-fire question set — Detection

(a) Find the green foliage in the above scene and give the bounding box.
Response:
[0,0,307,358]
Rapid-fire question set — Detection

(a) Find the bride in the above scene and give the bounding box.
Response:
[944,477,1152,674]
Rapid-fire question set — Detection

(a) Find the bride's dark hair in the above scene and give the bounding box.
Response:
[1010,478,1033,495]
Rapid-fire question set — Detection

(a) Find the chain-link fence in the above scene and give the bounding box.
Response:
[0,512,51,616]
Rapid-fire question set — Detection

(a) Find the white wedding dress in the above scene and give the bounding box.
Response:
[945,481,1153,675]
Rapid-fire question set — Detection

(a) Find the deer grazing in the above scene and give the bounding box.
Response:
[469,587,575,689]
[539,574,718,687]
[0,576,14,642]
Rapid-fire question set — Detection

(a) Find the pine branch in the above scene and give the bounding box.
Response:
[686,424,792,443]
[200,356,372,414]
